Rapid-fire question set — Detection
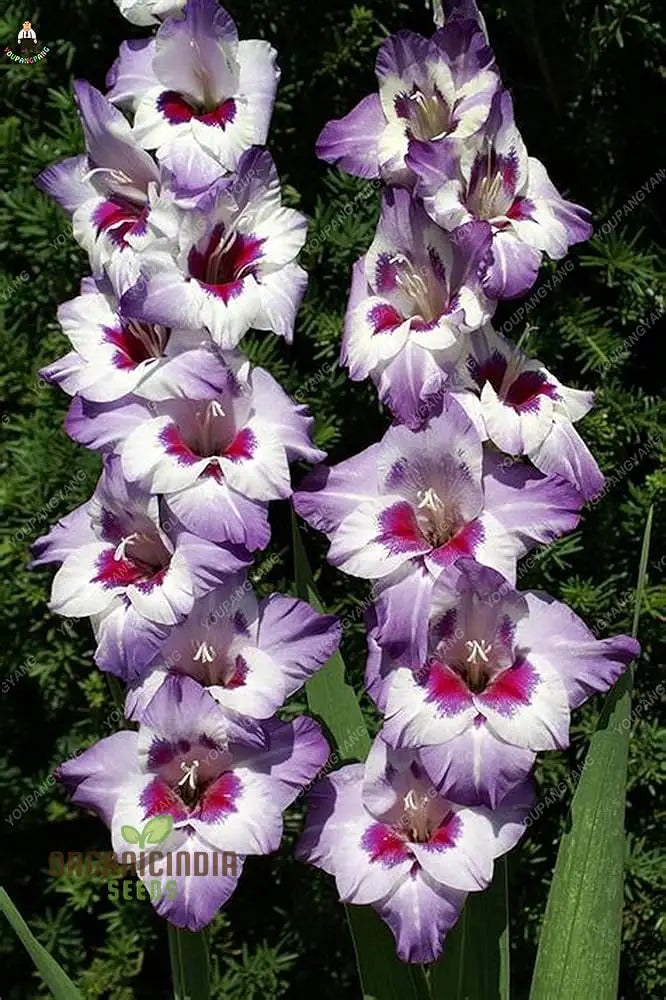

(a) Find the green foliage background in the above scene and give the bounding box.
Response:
[0,0,664,997]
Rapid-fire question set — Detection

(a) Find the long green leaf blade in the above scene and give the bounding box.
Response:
[167,925,210,1000]
[292,513,430,1000]
[429,857,510,1000]
[529,506,653,1000]
[291,512,370,760]
[0,887,83,1000]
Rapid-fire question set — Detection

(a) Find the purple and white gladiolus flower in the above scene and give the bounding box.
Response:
[31,457,251,670]
[453,324,603,498]
[36,81,175,290]
[121,149,308,348]
[58,675,329,930]
[342,187,494,428]
[297,736,531,962]
[294,396,584,664]
[64,352,323,551]
[367,560,638,807]
[408,90,592,298]
[122,574,341,720]
[107,0,278,183]
[317,22,498,184]
[40,273,219,403]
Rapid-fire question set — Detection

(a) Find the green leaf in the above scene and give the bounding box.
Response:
[168,925,210,1000]
[120,824,140,845]
[529,506,653,1000]
[346,907,432,1000]
[429,857,510,1000]
[291,511,370,760]
[0,887,83,1000]
[141,814,174,846]
[292,513,430,1000]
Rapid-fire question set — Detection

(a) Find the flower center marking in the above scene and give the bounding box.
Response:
[473,172,505,219]
[124,318,169,359]
[176,759,201,807]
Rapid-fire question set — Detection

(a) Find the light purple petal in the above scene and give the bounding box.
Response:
[316,94,384,179]
[529,415,604,500]
[374,869,467,964]
[420,723,536,809]
[257,594,341,683]
[485,230,543,299]
[293,443,381,536]
[106,38,158,108]
[57,731,140,826]
[35,155,93,215]
[517,592,639,710]
[166,481,271,551]
[31,501,95,567]
[483,450,584,558]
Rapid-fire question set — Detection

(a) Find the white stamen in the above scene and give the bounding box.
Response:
[193,641,216,665]
[81,166,135,187]
[403,789,420,811]
[416,487,444,511]
[466,639,492,664]
[178,759,200,791]
[402,788,432,842]
[114,533,137,561]
[207,400,225,418]
[405,89,450,141]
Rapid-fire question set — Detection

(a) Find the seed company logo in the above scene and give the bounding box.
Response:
[48,817,239,903]
[5,20,49,63]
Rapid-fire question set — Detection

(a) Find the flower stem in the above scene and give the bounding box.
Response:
[167,924,211,1000]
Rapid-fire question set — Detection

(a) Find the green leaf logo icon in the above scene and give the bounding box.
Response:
[140,815,174,847]
[121,825,141,845]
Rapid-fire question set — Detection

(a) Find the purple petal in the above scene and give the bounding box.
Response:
[57,731,139,826]
[485,230,543,300]
[482,450,584,557]
[517,592,639,711]
[293,443,381,536]
[530,415,604,500]
[316,94,384,179]
[373,870,467,964]
[106,37,158,108]
[420,722,536,808]
[35,155,93,215]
